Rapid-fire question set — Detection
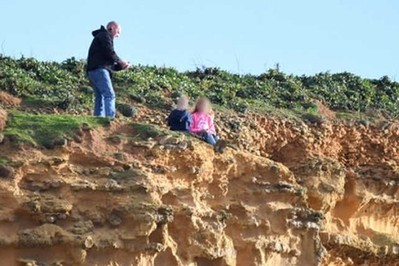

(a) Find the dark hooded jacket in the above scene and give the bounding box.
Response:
[167,109,192,132]
[87,26,122,72]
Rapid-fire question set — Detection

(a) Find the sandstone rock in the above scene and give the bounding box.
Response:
[1,107,399,266]
[0,108,7,131]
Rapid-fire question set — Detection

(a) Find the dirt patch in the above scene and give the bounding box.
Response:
[0,91,21,107]
[313,99,336,119]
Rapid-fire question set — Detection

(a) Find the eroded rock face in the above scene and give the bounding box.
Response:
[0,108,7,132]
[0,110,398,266]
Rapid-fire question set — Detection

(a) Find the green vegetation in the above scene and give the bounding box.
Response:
[3,111,109,146]
[132,122,176,140]
[0,157,9,164]
[1,55,399,117]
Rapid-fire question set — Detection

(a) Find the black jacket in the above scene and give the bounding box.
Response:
[87,26,122,72]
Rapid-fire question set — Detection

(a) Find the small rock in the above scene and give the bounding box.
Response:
[191,167,198,174]
[0,165,14,178]
[302,113,325,125]
[177,141,188,150]
[122,164,132,170]
[114,152,126,161]
[50,180,62,188]
[358,119,370,127]
[117,104,137,117]
[145,242,164,252]
[83,236,94,249]
[129,94,146,103]
[47,216,56,223]
[43,138,67,149]
[75,128,84,137]
[104,179,121,190]
[108,213,122,226]
[108,135,122,144]
[73,134,82,143]
[17,259,38,266]
[159,135,172,145]
[53,137,68,147]
[81,123,91,131]
[43,139,55,149]
[0,133,4,144]
[50,157,65,165]
[164,144,176,150]
[57,213,67,220]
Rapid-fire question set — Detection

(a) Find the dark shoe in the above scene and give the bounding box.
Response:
[214,140,228,153]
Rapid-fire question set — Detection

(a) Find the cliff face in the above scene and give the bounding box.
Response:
[0,106,399,266]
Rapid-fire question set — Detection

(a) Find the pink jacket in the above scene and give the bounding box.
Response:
[190,112,216,135]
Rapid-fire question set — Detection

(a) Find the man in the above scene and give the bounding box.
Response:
[87,21,129,118]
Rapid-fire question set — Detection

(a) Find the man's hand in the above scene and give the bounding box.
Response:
[120,60,130,70]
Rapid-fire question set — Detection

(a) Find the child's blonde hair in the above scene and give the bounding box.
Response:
[193,96,214,115]
[176,95,189,109]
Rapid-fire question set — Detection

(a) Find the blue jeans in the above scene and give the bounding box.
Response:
[88,68,116,118]
[199,132,219,146]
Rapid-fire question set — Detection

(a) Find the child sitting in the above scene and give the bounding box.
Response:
[190,97,226,152]
[167,95,192,132]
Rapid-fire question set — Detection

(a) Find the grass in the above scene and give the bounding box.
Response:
[240,99,322,122]
[0,157,9,164]
[23,96,58,108]
[3,111,110,146]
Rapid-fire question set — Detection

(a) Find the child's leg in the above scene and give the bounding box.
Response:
[202,132,217,146]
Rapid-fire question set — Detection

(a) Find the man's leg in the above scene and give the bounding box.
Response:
[100,70,116,118]
[93,86,105,116]
[88,69,106,117]
[89,69,116,118]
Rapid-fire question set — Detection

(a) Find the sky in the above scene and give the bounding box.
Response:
[1,0,399,78]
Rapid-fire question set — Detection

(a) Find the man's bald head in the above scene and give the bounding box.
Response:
[107,21,121,38]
